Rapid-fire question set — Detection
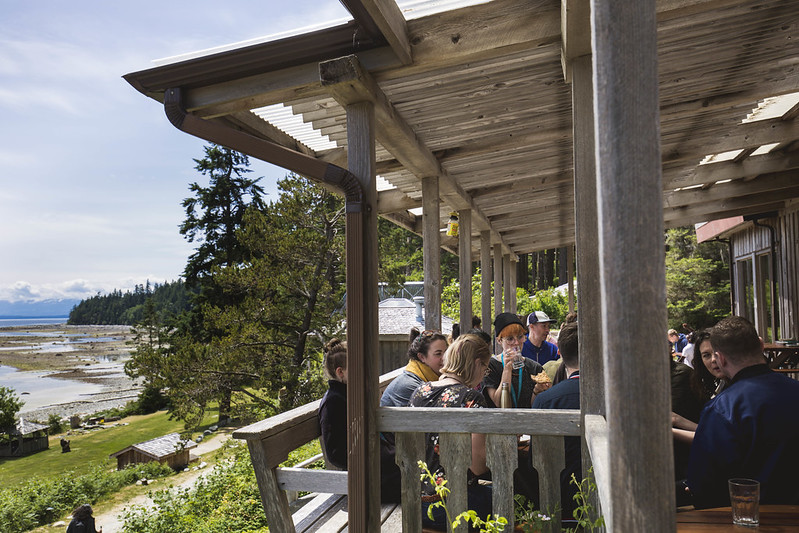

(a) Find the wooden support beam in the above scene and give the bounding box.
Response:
[561,0,592,82]
[319,54,514,257]
[664,170,799,210]
[343,99,381,533]
[339,0,412,65]
[571,52,605,521]
[662,116,799,167]
[509,256,518,313]
[422,177,442,331]
[503,255,512,313]
[493,243,503,319]
[592,0,673,530]
[377,188,419,213]
[459,209,473,335]
[665,192,794,227]
[480,231,492,334]
[664,150,799,190]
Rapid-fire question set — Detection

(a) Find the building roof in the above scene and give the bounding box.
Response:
[379,297,455,336]
[110,432,197,460]
[124,0,799,259]
[11,418,49,437]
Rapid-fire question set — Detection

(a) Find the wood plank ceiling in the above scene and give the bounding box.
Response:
[124,0,799,259]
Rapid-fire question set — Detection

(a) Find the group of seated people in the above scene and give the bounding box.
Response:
[319,312,799,529]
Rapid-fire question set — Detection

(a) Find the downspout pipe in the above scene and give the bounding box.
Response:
[163,87,364,213]
[164,91,370,504]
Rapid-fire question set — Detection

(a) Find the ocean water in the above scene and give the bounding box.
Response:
[0,317,68,328]
[0,364,107,412]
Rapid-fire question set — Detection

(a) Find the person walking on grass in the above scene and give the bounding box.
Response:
[67,504,101,533]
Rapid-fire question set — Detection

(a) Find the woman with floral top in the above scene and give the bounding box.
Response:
[409,333,492,530]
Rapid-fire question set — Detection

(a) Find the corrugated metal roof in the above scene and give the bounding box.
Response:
[111,432,197,460]
[125,0,799,256]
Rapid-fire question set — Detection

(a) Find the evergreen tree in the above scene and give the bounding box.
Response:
[127,173,347,427]
[665,227,730,330]
[0,386,23,435]
[180,144,266,285]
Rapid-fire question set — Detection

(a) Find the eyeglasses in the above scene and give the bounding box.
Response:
[500,334,526,343]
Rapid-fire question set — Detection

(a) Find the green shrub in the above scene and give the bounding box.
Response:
[47,413,63,435]
[0,461,175,532]
[121,440,321,533]
[518,286,570,325]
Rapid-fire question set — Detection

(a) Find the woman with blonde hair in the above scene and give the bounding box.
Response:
[409,334,492,530]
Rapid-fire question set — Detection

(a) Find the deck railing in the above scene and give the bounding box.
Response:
[233,370,582,532]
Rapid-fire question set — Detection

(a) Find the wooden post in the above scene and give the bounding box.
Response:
[509,256,518,313]
[480,231,492,333]
[422,176,442,331]
[503,255,512,313]
[247,441,296,533]
[345,100,382,533]
[459,209,472,334]
[493,243,503,319]
[592,0,674,531]
[571,52,606,527]
[567,245,575,313]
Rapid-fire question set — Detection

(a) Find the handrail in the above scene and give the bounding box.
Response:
[234,378,580,533]
[584,414,611,531]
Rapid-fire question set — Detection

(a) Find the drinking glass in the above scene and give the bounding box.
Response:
[728,478,759,527]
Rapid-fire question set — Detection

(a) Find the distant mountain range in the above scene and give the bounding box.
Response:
[0,299,81,318]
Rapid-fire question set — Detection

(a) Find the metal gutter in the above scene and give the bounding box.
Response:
[124,21,384,97]
[163,87,363,212]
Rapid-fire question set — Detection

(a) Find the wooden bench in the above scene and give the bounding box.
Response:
[234,368,581,532]
[232,368,403,532]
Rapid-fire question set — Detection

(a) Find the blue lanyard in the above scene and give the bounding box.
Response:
[500,353,523,407]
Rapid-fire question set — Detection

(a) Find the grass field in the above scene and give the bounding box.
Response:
[0,410,217,488]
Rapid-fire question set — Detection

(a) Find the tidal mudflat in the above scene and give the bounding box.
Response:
[0,325,142,421]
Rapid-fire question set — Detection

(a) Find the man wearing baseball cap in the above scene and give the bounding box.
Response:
[522,311,559,365]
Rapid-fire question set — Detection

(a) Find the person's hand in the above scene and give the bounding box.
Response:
[503,348,522,369]
[533,381,551,395]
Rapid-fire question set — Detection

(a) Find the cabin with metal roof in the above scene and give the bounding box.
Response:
[124,0,799,531]
[0,418,49,457]
[110,432,197,470]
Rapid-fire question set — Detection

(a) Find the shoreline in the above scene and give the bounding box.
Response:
[2,324,144,421]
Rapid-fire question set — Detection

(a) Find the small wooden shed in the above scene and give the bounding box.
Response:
[378,297,455,372]
[110,432,197,470]
[0,419,49,457]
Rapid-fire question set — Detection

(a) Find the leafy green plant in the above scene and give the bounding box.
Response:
[564,468,604,533]
[0,461,175,532]
[514,494,558,533]
[418,460,508,533]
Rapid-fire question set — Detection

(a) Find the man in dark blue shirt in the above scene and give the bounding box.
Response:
[522,311,559,364]
[687,316,799,508]
[533,320,581,515]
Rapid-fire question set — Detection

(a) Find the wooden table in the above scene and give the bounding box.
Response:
[677,505,799,531]
[764,344,799,369]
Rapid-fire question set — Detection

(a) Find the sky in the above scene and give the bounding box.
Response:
[0,0,351,303]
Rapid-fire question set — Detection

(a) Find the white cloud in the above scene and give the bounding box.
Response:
[0,0,340,302]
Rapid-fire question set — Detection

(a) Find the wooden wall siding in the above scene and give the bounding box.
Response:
[779,208,799,340]
[115,449,191,470]
[730,221,775,259]
[378,339,407,373]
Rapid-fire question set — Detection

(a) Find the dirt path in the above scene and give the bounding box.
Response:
[93,430,233,533]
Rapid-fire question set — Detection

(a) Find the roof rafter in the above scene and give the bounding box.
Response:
[319,54,514,256]
[339,0,411,65]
